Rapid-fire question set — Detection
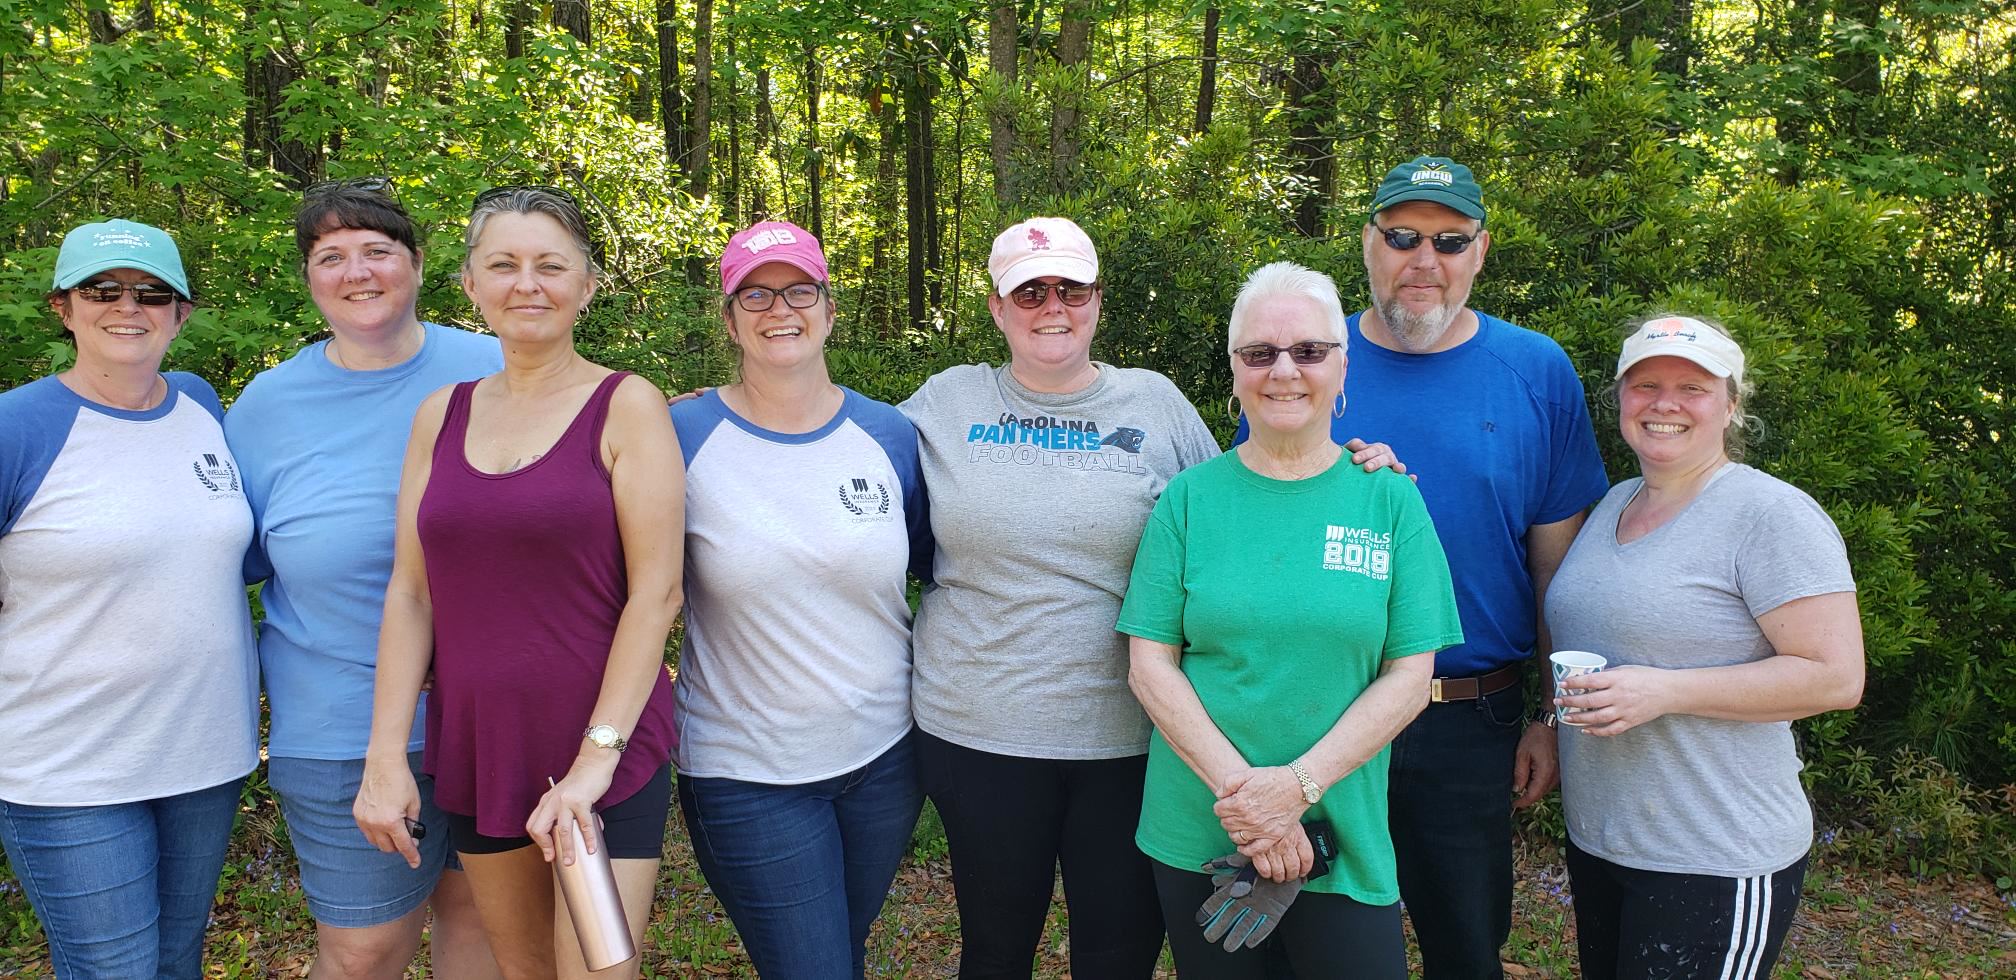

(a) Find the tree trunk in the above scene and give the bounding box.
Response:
[553,0,590,45]
[987,0,1019,210]
[870,87,899,339]
[1770,0,1825,184]
[1286,51,1335,237]
[1194,7,1219,133]
[804,46,824,241]
[1830,0,1883,139]
[1049,0,1091,194]
[904,61,930,333]
[657,0,687,176]
[687,0,712,198]
[505,0,528,60]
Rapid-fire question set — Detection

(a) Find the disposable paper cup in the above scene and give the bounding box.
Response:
[1550,650,1608,727]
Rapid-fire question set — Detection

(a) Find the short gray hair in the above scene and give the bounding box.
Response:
[1227,262,1348,353]
[461,187,601,277]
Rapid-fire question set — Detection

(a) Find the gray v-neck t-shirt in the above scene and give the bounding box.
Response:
[1548,463,1856,876]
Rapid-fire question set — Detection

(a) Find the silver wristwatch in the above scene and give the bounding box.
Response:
[583,724,628,751]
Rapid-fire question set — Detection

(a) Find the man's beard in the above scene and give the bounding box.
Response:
[1376,291,1462,352]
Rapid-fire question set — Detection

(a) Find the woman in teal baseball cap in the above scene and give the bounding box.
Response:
[0,220,260,977]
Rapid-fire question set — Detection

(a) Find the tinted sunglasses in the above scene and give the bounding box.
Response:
[734,282,825,312]
[1233,341,1341,368]
[72,281,181,306]
[471,184,580,210]
[1008,280,1097,309]
[304,176,395,199]
[1374,223,1477,255]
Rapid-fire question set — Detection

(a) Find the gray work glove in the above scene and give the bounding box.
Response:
[1196,852,1305,951]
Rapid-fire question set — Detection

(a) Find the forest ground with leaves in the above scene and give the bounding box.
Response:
[1,794,2010,978]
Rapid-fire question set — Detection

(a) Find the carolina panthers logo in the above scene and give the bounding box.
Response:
[1100,427,1146,454]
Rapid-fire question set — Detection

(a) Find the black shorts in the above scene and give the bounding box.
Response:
[442,763,672,859]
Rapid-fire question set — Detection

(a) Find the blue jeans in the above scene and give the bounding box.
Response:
[675,733,922,980]
[1387,682,1526,980]
[0,776,244,979]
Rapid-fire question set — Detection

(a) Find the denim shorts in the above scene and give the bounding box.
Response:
[267,752,459,928]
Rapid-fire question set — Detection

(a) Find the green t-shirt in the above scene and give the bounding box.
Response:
[1116,450,1463,902]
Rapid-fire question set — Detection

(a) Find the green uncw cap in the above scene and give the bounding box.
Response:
[53,219,191,299]
[1370,156,1486,225]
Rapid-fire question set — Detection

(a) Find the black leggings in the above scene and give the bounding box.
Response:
[1567,838,1806,980]
[441,763,672,859]
[915,730,1165,980]
[1151,861,1405,979]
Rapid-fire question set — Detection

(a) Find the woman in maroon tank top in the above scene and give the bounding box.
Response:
[351,187,684,979]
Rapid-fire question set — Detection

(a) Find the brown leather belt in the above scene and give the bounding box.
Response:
[1429,663,1523,703]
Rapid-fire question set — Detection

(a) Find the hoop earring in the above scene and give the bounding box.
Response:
[1226,394,1242,423]
[1333,394,1347,419]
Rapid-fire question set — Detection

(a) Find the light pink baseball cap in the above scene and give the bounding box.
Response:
[988,217,1099,296]
[720,220,829,294]
[1616,315,1746,380]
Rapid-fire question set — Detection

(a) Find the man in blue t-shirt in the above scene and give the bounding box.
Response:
[1237,156,1608,978]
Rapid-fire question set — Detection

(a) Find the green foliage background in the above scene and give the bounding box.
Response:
[3,0,2012,874]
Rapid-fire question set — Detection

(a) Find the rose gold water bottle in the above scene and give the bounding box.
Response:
[552,787,636,970]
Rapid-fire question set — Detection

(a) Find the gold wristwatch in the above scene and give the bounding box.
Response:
[1288,760,1322,805]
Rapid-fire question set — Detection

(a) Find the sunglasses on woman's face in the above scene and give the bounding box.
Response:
[1233,341,1342,368]
[72,281,180,306]
[1374,223,1477,255]
[1008,280,1097,309]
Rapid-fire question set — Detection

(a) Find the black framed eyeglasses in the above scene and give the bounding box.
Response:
[1233,341,1342,368]
[734,282,826,313]
[304,176,395,199]
[72,280,181,307]
[472,184,580,210]
[1007,280,1098,309]
[1373,223,1477,255]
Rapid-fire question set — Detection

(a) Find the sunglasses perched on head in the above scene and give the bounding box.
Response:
[472,184,581,210]
[304,176,395,199]
[1373,223,1477,255]
[72,281,180,306]
[734,282,825,313]
[1233,341,1342,368]
[1007,280,1097,309]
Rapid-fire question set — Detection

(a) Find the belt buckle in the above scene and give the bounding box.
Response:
[1430,677,1446,703]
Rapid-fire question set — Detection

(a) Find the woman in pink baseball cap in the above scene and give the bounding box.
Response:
[669,220,933,978]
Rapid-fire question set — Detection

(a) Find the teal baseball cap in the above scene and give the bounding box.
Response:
[53,219,191,299]
[1370,156,1486,225]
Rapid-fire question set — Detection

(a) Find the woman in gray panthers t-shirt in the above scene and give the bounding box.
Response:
[898,218,1400,978]
[1545,314,1864,980]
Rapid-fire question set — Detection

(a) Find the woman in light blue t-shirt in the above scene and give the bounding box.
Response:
[1547,314,1864,980]
[223,182,499,977]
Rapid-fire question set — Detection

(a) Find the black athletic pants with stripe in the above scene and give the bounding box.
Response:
[1566,839,1807,980]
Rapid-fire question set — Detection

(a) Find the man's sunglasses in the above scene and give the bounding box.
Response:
[1008,280,1097,309]
[1233,341,1342,368]
[734,282,826,313]
[304,176,395,199]
[472,184,581,210]
[1374,223,1477,255]
[71,281,181,306]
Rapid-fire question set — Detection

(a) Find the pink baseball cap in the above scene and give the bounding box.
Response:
[720,220,829,294]
[988,217,1099,296]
